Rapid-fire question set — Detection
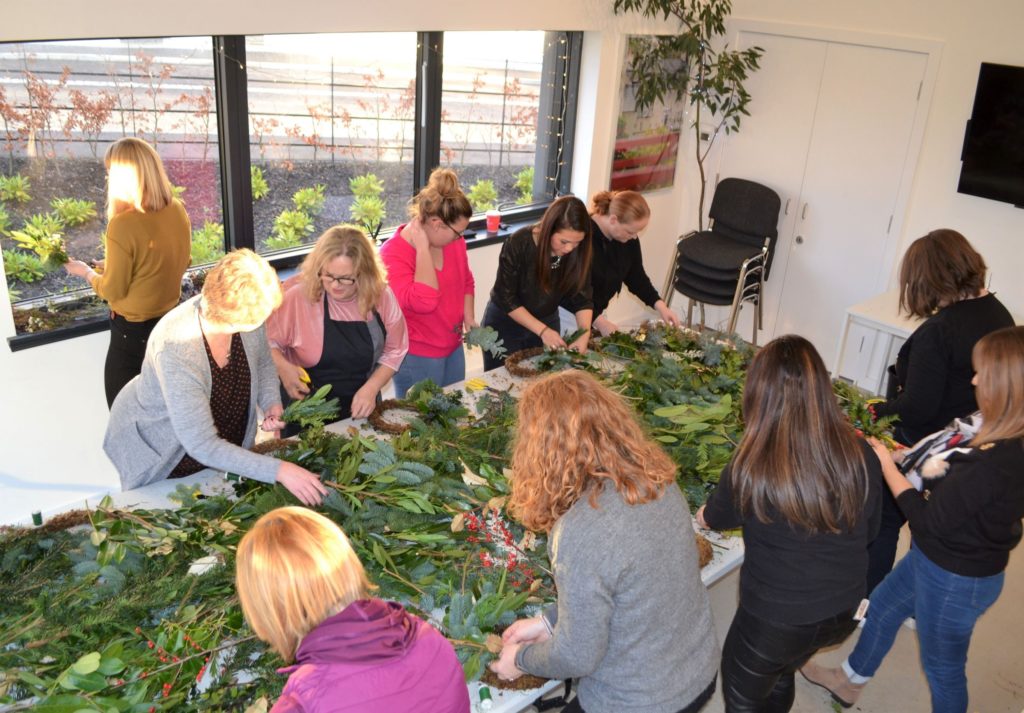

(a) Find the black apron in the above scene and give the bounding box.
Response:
[282,294,386,434]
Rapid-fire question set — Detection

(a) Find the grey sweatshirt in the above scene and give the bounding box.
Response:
[516,482,719,713]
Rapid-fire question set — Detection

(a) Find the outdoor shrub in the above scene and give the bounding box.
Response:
[350,195,387,239]
[266,209,314,250]
[50,197,98,226]
[515,166,535,205]
[0,174,31,204]
[0,204,10,235]
[22,212,64,237]
[467,179,498,212]
[172,184,187,204]
[10,223,67,268]
[3,249,47,283]
[251,166,269,201]
[349,173,385,199]
[292,184,326,216]
[190,221,226,266]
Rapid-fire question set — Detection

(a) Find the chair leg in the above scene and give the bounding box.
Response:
[686,299,695,329]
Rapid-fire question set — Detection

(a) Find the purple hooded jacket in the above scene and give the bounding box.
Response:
[272,599,470,713]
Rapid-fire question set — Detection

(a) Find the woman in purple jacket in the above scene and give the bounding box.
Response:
[236,507,469,713]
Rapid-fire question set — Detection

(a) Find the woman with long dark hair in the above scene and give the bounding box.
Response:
[697,335,882,712]
[481,196,593,370]
[802,326,1024,713]
[490,370,718,713]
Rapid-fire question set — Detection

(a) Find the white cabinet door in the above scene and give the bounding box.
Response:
[772,43,927,367]
[714,32,827,339]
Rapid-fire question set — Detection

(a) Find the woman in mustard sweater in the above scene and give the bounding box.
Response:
[65,137,191,407]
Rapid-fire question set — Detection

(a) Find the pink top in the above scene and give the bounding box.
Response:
[266,276,409,372]
[379,224,475,358]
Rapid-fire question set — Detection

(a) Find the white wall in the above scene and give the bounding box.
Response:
[5,0,1023,523]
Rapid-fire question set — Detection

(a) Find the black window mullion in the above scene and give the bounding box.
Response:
[213,35,254,250]
[536,31,582,197]
[414,31,444,193]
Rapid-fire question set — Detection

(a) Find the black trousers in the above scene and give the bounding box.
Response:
[481,301,560,372]
[104,313,161,408]
[720,605,857,713]
[560,676,716,713]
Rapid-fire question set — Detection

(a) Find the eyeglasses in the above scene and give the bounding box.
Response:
[442,222,464,240]
[321,272,357,286]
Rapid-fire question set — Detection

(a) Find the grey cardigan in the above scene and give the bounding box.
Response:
[104,296,282,490]
[517,482,719,713]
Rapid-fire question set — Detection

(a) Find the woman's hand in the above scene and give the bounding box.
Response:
[463,316,480,333]
[502,616,551,646]
[261,403,287,432]
[64,260,92,279]
[656,300,682,328]
[350,383,379,419]
[488,641,524,682]
[695,504,710,529]
[539,327,566,350]
[866,437,895,466]
[568,330,590,354]
[276,461,328,506]
[406,220,431,252]
[278,361,311,401]
[593,315,619,337]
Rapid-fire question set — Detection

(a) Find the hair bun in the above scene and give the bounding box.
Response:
[428,168,462,198]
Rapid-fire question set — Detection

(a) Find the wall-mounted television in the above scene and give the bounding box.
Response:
[958,62,1024,208]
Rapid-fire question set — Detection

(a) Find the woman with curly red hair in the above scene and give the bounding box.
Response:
[489,370,718,713]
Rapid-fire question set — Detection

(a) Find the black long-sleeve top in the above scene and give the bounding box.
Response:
[874,293,1013,445]
[703,439,883,624]
[488,226,592,319]
[897,438,1024,578]
[589,217,661,318]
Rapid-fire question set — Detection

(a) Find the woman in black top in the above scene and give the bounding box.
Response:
[481,196,593,371]
[588,190,681,335]
[802,326,1024,712]
[697,335,882,713]
[866,229,1014,592]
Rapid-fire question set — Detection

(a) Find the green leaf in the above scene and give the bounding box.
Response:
[70,652,101,675]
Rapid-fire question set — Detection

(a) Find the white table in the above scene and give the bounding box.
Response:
[831,289,922,395]
[110,359,744,713]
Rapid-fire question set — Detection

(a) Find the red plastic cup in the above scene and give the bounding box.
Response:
[486,210,501,233]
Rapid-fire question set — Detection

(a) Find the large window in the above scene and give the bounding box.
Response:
[0,31,580,346]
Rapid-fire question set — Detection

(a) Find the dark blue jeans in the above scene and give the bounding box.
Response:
[392,347,466,398]
[848,546,1004,713]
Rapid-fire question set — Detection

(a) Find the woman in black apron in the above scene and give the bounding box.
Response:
[267,226,409,433]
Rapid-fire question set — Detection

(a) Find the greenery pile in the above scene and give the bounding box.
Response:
[0,323,894,711]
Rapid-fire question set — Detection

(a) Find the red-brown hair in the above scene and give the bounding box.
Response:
[509,370,675,532]
[898,229,987,318]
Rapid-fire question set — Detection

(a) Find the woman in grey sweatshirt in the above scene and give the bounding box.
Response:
[489,370,718,713]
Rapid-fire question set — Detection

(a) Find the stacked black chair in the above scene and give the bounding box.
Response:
[662,178,781,344]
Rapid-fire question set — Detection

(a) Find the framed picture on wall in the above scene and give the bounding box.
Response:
[610,36,686,193]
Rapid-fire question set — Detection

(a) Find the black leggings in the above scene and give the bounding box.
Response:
[481,301,560,372]
[721,605,857,713]
[560,676,716,713]
[104,313,161,408]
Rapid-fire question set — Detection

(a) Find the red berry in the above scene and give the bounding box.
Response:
[147,641,154,649]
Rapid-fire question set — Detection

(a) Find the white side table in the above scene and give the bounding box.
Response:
[832,289,922,396]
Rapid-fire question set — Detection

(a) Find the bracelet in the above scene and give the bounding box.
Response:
[538,326,549,338]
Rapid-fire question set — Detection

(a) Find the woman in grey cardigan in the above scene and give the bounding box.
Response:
[489,370,718,713]
[103,249,326,505]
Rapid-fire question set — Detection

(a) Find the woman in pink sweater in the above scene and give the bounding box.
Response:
[237,507,470,713]
[379,168,476,397]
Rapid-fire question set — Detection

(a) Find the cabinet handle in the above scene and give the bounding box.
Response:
[795,235,804,245]
[801,203,809,220]
[784,198,791,215]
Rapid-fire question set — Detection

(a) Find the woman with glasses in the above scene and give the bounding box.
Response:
[588,190,681,335]
[267,226,408,425]
[64,137,191,408]
[380,168,476,397]
[481,195,593,371]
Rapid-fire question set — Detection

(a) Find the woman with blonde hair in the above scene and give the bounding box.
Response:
[236,507,469,712]
[588,190,680,335]
[103,250,326,505]
[380,168,476,396]
[802,326,1024,713]
[267,225,408,423]
[696,335,882,712]
[490,370,718,713]
[481,196,594,371]
[866,229,1013,593]
[65,136,191,407]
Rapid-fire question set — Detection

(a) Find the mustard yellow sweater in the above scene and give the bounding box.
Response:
[89,199,192,321]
